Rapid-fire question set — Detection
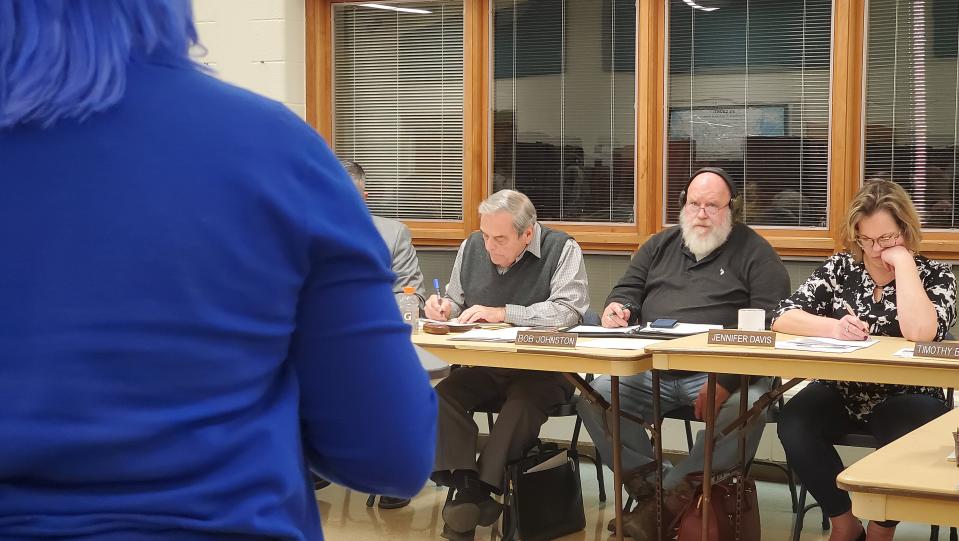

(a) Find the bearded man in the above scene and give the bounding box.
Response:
[577,167,789,538]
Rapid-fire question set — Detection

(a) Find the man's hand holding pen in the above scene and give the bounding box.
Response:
[425,295,452,321]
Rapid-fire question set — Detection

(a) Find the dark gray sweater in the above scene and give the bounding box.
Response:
[607,223,790,391]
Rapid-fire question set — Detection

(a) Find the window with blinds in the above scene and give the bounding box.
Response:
[492,0,636,223]
[665,0,832,228]
[332,1,464,220]
[864,0,959,229]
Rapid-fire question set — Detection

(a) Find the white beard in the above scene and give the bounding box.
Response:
[680,211,733,260]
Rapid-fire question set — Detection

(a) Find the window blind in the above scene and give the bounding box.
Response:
[864,0,959,229]
[333,1,464,220]
[492,0,636,223]
[665,0,832,228]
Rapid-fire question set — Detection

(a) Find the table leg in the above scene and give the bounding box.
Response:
[611,376,624,541]
[652,370,664,540]
[701,373,716,541]
[736,374,748,541]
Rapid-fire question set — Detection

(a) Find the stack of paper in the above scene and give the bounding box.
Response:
[420,318,478,331]
[566,324,641,334]
[635,323,722,335]
[577,338,662,351]
[525,450,569,474]
[448,327,531,342]
[775,337,878,353]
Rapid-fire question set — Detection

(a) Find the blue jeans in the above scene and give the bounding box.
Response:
[577,371,772,490]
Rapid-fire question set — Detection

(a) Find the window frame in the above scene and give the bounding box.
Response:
[306,0,959,259]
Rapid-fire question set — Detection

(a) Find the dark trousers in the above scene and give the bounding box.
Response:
[433,366,573,490]
[777,382,949,518]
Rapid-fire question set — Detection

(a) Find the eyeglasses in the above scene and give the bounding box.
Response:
[683,201,729,217]
[855,232,901,249]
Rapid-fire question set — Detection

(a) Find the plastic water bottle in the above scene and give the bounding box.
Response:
[400,286,419,334]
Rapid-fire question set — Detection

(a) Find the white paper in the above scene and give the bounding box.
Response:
[448,327,531,342]
[577,338,662,351]
[776,337,878,353]
[948,450,955,462]
[524,450,568,474]
[637,323,723,335]
[892,347,914,358]
[420,318,478,330]
[566,324,641,334]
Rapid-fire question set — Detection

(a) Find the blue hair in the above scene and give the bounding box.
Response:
[0,0,201,129]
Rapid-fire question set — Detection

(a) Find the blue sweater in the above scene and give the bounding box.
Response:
[0,62,437,540]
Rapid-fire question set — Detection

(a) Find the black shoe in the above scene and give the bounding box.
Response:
[443,493,502,532]
[440,523,475,541]
[312,475,331,490]
[377,496,411,509]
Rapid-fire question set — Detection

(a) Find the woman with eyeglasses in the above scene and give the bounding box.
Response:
[771,179,956,541]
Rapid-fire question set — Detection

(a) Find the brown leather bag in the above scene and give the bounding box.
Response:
[674,473,761,541]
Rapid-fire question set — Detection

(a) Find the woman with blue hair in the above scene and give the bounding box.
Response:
[0,2,437,540]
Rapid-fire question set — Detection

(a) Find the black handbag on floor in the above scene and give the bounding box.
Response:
[502,442,586,541]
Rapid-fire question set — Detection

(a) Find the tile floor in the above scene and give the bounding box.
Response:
[316,466,947,540]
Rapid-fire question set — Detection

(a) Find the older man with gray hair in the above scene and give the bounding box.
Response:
[426,189,589,541]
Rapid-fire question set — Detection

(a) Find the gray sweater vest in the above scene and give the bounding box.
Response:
[461,225,569,308]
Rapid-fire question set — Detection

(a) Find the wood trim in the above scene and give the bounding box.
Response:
[637,0,666,239]
[919,232,959,261]
[462,0,489,238]
[545,223,645,253]
[305,0,332,140]
[829,0,865,248]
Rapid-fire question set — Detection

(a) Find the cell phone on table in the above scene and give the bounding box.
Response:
[650,318,679,329]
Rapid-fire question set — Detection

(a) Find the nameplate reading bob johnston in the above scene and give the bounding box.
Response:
[707,330,776,348]
[912,341,959,360]
[515,331,578,348]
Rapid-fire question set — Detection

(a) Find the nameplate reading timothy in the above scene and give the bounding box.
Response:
[912,341,959,360]
[707,330,776,348]
[515,331,578,348]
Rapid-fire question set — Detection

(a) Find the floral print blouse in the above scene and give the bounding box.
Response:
[773,252,957,422]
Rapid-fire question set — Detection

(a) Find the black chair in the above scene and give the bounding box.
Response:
[790,389,957,541]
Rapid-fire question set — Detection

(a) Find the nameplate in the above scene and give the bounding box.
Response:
[707,330,776,348]
[913,341,959,360]
[515,331,578,348]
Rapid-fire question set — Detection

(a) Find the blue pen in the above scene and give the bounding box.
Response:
[432,278,444,301]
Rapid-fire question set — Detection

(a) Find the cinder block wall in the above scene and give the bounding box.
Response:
[193,0,306,119]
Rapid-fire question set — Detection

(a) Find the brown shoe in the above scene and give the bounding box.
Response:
[606,505,658,537]
[607,477,696,537]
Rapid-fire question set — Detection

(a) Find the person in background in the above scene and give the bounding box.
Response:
[425,189,588,541]
[0,2,436,540]
[341,159,426,307]
[577,167,790,538]
[773,179,957,541]
[311,158,425,509]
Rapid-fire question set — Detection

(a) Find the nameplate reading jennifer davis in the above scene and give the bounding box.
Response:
[515,331,577,348]
[912,341,959,360]
[707,330,776,347]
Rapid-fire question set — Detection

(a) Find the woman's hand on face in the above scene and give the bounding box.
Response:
[879,245,914,271]
[833,314,869,341]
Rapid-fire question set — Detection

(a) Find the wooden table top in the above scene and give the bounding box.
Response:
[411,332,655,376]
[837,408,959,525]
[645,333,959,388]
